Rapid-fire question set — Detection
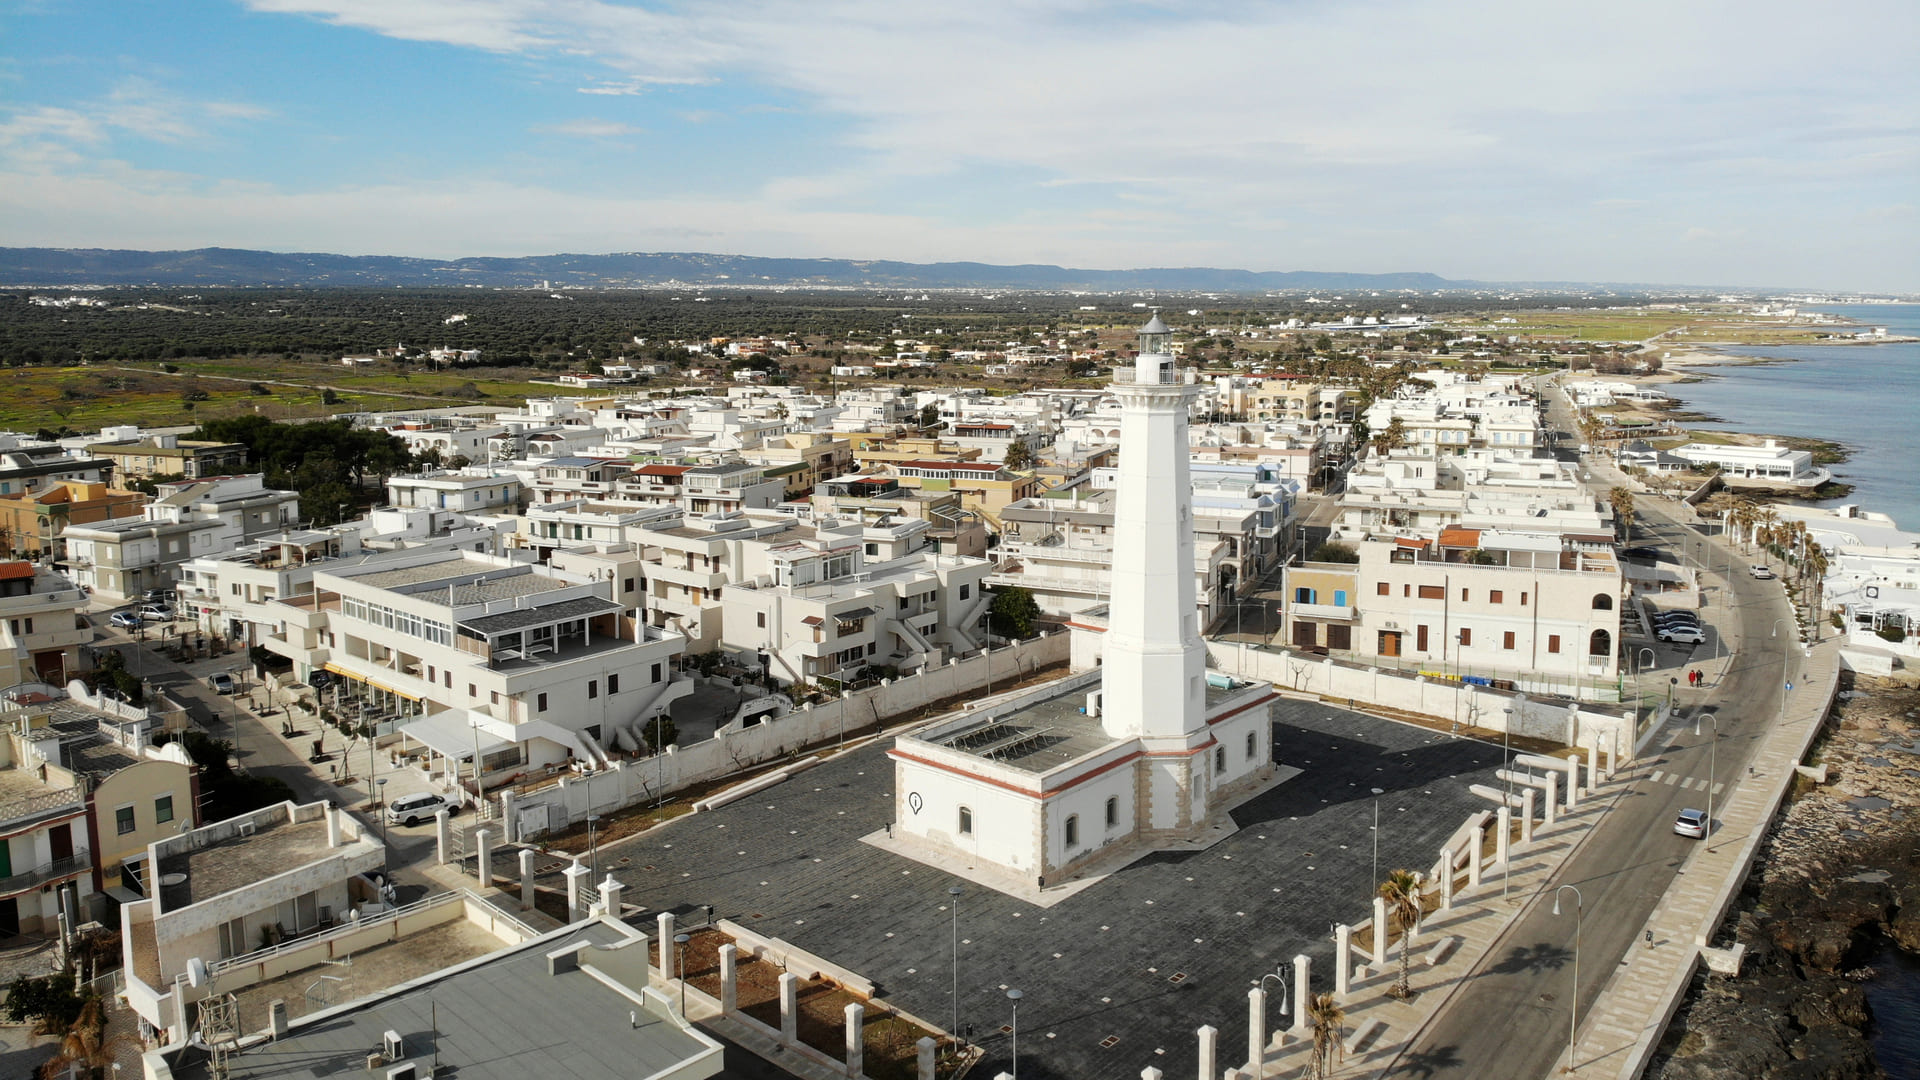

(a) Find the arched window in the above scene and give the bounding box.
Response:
[1105,796,1119,828]
[1592,593,1613,611]
[958,806,973,835]
[1246,731,1258,760]
[1588,628,1612,656]
[1064,814,1079,848]
[1215,745,1227,774]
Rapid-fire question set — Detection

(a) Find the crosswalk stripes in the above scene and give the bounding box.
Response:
[1712,783,1724,795]
[1667,774,1681,786]
[1649,770,1664,784]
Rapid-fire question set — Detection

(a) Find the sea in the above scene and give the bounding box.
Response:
[1664,303,1920,1071]
[1658,303,1920,531]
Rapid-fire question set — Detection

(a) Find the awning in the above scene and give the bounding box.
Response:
[399,711,511,762]
[835,607,876,623]
[323,662,424,702]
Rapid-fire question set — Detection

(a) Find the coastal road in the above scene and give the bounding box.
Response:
[1383,392,1804,1080]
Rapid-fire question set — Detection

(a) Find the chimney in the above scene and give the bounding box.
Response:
[268,999,289,1038]
[325,805,341,848]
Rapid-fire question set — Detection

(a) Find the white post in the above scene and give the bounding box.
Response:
[845,1002,865,1078]
[1439,846,1454,911]
[657,911,677,981]
[1542,773,1558,826]
[779,972,800,1046]
[1334,924,1352,999]
[1197,1025,1217,1080]
[599,875,623,918]
[562,859,589,922]
[1247,987,1265,1074]
[474,827,493,889]
[1291,954,1311,1038]
[1521,789,1537,845]
[1564,755,1581,808]
[435,808,450,864]
[1587,744,1600,790]
[1496,806,1512,867]
[917,1036,937,1080]
[1141,1068,1163,1080]
[1371,896,1389,966]
[519,848,535,912]
[1466,822,1482,890]
[719,944,738,1013]
[499,788,517,843]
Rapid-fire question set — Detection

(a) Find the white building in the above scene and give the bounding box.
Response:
[889,315,1277,892]
[1670,439,1831,487]
[61,475,300,600]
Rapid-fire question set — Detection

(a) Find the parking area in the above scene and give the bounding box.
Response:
[566,699,1507,1080]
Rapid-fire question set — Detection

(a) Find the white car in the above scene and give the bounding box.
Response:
[1657,625,1707,645]
[136,605,174,621]
[385,792,457,827]
[1674,808,1708,839]
[1750,565,1775,580]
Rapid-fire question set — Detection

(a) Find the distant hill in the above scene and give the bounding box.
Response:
[0,246,1461,292]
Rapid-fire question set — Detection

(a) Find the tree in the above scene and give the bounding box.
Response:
[1001,439,1034,471]
[918,402,941,429]
[3,972,84,1034]
[1367,416,1407,458]
[987,586,1041,640]
[1308,541,1359,564]
[38,993,137,1080]
[1306,991,1346,1080]
[1607,486,1636,536]
[320,388,341,406]
[1379,869,1422,999]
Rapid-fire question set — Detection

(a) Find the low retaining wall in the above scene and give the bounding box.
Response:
[717,918,877,998]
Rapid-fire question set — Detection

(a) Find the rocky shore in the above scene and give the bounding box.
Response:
[1647,673,1920,1080]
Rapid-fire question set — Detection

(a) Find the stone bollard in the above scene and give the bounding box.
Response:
[1291,954,1311,1038]
[499,788,517,843]
[1439,845,1454,911]
[1372,896,1389,966]
[1564,755,1581,808]
[1587,744,1600,790]
[1466,823,1482,891]
[435,808,451,864]
[563,859,590,922]
[1334,924,1352,999]
[1247,986,1265,1072]
[719,944,738,1013]
[519,849,535,912]
[1609,728,1621,777]
[917,1036,937,1080]
[599,875,623,918]
[779,972,800,1046]
[1197,1025,1216,1080]
[1496,806,1511,868]
[845,1002,864,1078]
[1542,773,1558,826]
[1521,789,1537,845]
[474,828,493,889]
[1141,1069,1163,1080]
[657,912,677,981]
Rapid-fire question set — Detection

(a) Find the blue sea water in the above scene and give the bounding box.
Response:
[1659,303,1920,531]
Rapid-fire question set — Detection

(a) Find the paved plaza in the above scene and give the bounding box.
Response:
[568,699,1511,1079]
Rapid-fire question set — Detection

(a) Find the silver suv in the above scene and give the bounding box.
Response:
[385,792,457,827]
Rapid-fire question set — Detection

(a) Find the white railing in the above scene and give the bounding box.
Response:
[1110,367,1194,386]
[204,889,478,979]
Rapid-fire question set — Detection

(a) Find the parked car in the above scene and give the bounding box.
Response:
[386,792,457,827]
[136,605,174,621]
[108,611,142,630]
[1657,625,1707,644]
[1674,808,1708,839]
[1620,546,1662,561]
[1750,564,1775,579]
[143,589,173,604]
[208,673,235,695]
[1651,611,1702,627]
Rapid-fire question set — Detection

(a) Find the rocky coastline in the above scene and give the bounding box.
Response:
[1648,673,1920,1080]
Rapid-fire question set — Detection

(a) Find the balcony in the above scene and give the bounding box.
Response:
[0,785,84,831]
[1110,367,1197,386]
[1290,601,1357,621]
[0,854,90,898]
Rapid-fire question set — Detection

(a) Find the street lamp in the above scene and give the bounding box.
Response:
[948,886,963,1052]
[1552,885,1584,1073]
[1369,787,1385,886]
[587,814,601,877]
[1255,964,1290,1037]
[1006,988,1022,1078]
[673,932,691,1017]
[374,777,388,854]
[1694,711,1719,844]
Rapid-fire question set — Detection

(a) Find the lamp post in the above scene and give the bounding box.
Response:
[1667,676,1677,710]
[1006,988,1022,1078]
[1255,965,1290,1038]
[1693,711,1719,844]
[1552,885,1584,1073]
[375,777,389,870]
[948,886,963,1052]
[586,814,601,878]
[1370,787,1385,886]
[673,933,690,1018]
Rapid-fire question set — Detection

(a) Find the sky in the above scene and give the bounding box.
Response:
[1,0,1916,291]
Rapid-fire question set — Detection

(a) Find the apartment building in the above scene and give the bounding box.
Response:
[265,550,687,770]
[0,730,91,938]
[61,475,300,600]
[807,475,989,558]
[0,444,116,499]
[386,469,523,513]
[1330,452,1613,543]
[987,489,1228,623]
[738,432,854,498]
[0,479,146,557]
[373,417,509,464]
[1282,528,1623,685]
[86,431,248,480]
[0,562,91,686]
[121,801,384,1038]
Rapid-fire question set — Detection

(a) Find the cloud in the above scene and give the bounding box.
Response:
[536,119,645,138]
[0,79,273,168]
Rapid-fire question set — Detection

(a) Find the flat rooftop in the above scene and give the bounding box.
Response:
[166,920,715,1080]
[226,915,509,1030]
[160,817,341,909]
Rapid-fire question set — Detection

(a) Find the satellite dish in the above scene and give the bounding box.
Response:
[186,956,209,988]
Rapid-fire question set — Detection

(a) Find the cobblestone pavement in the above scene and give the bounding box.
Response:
[566,699,1508,1080]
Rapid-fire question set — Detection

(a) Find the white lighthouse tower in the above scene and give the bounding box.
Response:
[1100,312,1207,743]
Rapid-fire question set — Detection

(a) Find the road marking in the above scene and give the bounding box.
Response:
[1649,770,1664,784]
[1711,783,1724,795]
[1664,774,1679,786]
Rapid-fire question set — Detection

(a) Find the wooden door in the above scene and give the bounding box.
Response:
[1327,624,1352,651]
[48,823,72,862]
[1292,621,1318,648]
[1378,631,1402,658]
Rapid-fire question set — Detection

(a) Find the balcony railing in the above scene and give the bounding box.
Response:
[1111,367,1195,386]
[0,854,90,897]
[0,786,84,828]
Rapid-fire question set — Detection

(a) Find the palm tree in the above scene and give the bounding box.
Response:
[1753,504,1780,556]
[1379,869,1422,999]
[1306,991,1347,1079]
[38,994,138,1080]
[1607,486,1636,537]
